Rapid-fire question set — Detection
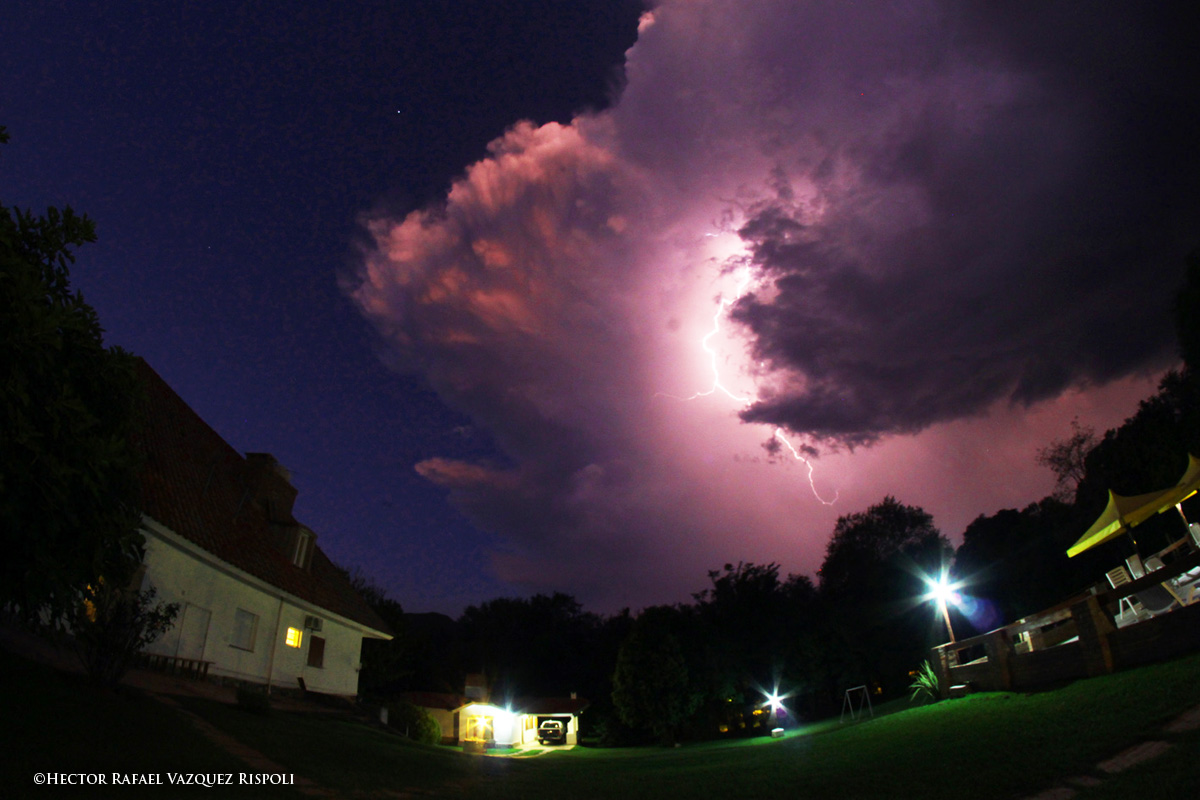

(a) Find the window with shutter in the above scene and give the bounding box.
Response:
[307,635,325,668]
[230,608,258,651]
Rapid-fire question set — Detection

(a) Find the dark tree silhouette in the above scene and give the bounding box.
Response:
[612,605,701,745]
[818,497,951,696]
[1,126,147,624]
[1036,419,1097,502]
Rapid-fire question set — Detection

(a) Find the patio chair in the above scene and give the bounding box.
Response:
[1105,566,1147,624]
[1125,557,1187,612]
[1126,555,1145,579]
[1135,583,1179,615]
[1144,554,1200,606]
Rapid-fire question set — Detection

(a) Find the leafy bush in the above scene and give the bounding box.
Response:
[384,699,441,744]
[67,581,179,688]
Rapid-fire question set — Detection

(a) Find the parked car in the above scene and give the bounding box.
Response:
[537,719,566,745]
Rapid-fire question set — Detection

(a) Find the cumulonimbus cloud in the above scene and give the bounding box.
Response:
[347,1,1200,607]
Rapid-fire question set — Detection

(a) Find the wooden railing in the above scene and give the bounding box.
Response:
[932,546,1200,697]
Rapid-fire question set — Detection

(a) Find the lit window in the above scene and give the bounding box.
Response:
[285,627,302,648]
[231,608,258,651]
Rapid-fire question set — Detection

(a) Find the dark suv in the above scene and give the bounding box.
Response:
[537,719,566,745]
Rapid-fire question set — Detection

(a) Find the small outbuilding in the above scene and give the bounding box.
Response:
[403,685,588,748]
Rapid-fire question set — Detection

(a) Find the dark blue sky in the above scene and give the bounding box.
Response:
[6,2,1199,617]
[3,0,643,614]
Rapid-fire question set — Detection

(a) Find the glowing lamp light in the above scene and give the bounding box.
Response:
[923,575,961,607]
[762,687,789,722]
[922,571,962,643]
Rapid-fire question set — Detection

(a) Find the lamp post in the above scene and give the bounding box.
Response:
[925,574,959,644]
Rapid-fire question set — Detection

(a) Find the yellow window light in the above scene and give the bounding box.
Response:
[285,627,302,648]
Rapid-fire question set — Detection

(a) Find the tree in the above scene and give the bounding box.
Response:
[819,497,948,600]
[0,126,147,624]
[346,569,408,694]
[953,499,1087,624]
[818,497,952,697]
[611,605,701,745]
[66,581,179,688]
[1036,418,1097,502]
[459,592,601,698]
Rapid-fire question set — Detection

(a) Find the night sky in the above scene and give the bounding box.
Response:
[5,1,1199,616]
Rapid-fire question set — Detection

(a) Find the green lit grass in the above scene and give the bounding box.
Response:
[6,649,1200,799]
[189,651,1200,799]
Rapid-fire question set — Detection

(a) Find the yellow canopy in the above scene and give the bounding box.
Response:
[1163,453,1200,509]
[1067,488,1179,557]
[1067,454,1200,558]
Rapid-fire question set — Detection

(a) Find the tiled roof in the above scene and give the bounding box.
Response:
[133,360,391,637]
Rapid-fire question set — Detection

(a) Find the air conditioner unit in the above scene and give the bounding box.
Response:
[304,615,323,632]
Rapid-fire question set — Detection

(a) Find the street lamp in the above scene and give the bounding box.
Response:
[923,572,961,643]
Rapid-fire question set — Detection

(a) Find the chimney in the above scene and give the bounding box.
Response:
[464,674,489,702]
[243,453,298,522]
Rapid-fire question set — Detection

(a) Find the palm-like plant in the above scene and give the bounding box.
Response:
[908,660,940,704]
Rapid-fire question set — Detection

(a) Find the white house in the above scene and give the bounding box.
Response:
[404,681,589,748]
[134,361,392,698]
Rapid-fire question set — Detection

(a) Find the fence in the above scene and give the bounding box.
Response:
[932,547,1200,697]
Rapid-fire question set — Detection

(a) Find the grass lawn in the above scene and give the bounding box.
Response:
[6,648,1200,799]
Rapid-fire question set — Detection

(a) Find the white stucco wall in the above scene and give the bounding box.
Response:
[140,519,378,697]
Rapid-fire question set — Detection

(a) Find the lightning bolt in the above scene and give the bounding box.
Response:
[772,429,838,505]
[681,269,755,404]
[660,263,838,506]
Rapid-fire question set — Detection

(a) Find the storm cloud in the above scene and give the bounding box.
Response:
[726,1,1200,444]
[348,1,1198,607]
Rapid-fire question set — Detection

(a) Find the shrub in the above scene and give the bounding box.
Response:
[385,699,441,744]
[67,581,179,688]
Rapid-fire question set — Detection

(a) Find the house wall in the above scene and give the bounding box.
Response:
[140,523,368,697]
[447,705,579,747]
[426,708,458,745]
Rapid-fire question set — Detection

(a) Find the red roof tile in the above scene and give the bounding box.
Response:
[132,360,391,637]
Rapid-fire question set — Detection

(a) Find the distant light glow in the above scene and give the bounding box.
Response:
[923,573,962,607]
[761,685,791,718]
[921,568,962,643]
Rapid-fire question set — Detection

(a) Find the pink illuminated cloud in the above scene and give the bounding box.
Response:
[347,1,1199,611]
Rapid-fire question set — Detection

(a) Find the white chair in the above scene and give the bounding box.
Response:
[1106,566,1146,624]
[1126,555,1145,579]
